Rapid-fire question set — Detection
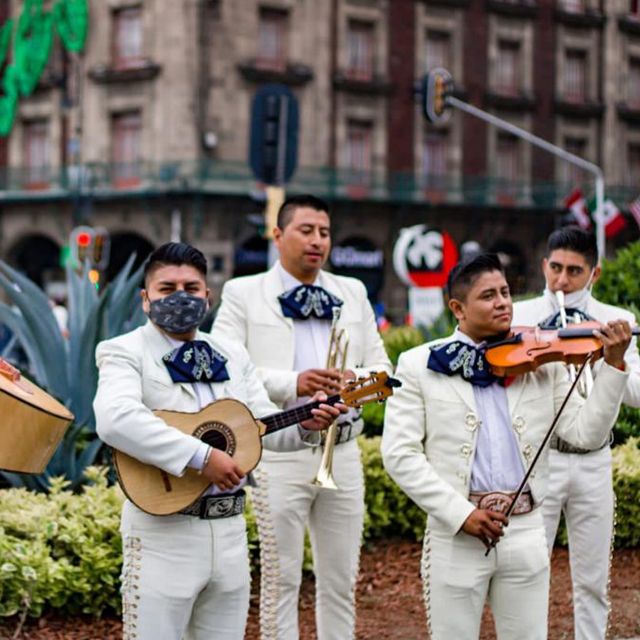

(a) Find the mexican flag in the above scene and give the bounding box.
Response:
[564,189,626,238]
[563,189,591,230]
[587,196,627,238]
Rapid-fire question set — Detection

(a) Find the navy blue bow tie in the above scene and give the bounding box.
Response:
[538,308,594,330]
[163,340,230,384]
[278,284,343,320]
[427,340,498,388]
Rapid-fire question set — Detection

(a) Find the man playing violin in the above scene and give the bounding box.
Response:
[93,242,344,640]
[512,227,640,640]
[382,252,631,640]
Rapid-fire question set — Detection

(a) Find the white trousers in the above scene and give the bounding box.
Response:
[423,510,550,640]
[257,439,365,640]
[120,500,251,640]
[542,447,614,640]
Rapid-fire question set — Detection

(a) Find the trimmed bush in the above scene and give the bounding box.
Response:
[2,438,639,619]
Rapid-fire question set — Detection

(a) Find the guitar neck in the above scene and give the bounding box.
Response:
[259,394,342,435]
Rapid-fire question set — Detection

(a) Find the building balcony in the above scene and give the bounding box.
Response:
[485,0,538,19]
[484,90,538,111]
[554,97,605,118]
[237,59,314,86]
[0,160,626,213]
[617,101,640,122]
[617,14,640,35]
[554,6,606,28]
[332,71,392,95]
[88,58,162,84]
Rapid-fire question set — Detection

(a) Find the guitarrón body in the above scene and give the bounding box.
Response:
[113,373,400,515]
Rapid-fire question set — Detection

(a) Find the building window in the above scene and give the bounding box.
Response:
[24,120,50,189]
[423,130,448,178]
[629,59,640,107]
[425,30,451,72]
[562,136,587,185]
[558,0,585,13]
[113,7,143,69]
[345,121,373,195]
[627,143,640,184]
[495,40,521,96]
[346,20,375,81]
[496,134,520,181]
[562,49,587,103]
[112,112,142,187]
[257,8,288,71]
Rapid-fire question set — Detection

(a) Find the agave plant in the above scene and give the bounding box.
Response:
[0,255,146,491]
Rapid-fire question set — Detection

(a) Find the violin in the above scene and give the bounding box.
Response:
[485,321,640,377]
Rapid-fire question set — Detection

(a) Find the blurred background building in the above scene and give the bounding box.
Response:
[1,0,639,316]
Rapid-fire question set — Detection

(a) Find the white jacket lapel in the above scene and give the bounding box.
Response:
[264,265,294,330]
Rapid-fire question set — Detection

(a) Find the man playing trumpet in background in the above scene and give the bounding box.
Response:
[213,194,391,640]
[512,227,640,639]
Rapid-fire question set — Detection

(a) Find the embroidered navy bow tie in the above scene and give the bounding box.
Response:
[163,340,230,384]
[538,308,594,330]
[278,284,343,320]
[427,340,498,388]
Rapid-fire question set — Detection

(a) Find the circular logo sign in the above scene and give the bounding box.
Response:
[393,225,458,288]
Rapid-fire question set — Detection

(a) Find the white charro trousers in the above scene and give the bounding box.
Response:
[542,447,614,640]
[423,510,550,640]
[257,439,365,640]
[119,501,251,640]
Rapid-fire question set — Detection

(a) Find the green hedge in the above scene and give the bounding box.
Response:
[2,438,639,619]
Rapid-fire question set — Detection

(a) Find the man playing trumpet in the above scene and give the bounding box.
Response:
[512,227,640,639]
[213,194,391,639]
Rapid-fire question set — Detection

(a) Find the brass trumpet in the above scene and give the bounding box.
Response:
[556,290,594,398]
[312,307,349,490]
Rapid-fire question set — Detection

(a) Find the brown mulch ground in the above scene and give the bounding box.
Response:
[1,541,639,640]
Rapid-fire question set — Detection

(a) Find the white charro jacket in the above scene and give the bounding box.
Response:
[512,294,640,408]
[213,262,392,409]
[94,321,318,478]
[381,336,629,536]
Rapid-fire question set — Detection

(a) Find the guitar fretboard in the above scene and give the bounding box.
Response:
[259,394,342,434]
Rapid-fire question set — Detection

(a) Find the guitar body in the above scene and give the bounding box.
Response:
[113,399,265,516]
[0,367,73,474]
[112,372,401,516]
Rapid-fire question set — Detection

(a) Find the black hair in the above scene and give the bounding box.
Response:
[277,194,330,229]
[546,226,598,267]
[143,242,207,284]
[447,253,504,301]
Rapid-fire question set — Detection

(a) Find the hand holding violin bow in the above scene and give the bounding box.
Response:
[479,318,634,556]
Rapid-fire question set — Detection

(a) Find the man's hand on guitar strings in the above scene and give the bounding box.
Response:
[202,449,245,491]
[301,391,348,431]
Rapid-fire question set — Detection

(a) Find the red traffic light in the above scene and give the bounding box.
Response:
[76,232,92,247]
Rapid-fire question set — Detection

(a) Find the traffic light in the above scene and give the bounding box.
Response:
[91,227,111,271]
[422,68,454,124]
[70,226,94,266]
[249,84,299,185]
[69,226,111,271]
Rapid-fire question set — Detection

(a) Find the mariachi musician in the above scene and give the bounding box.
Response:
[94,242,343,640]
[382,252,631,640]
[512,227,640,640]
[213,194,391,640]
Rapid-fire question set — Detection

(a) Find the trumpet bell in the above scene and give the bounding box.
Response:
[312,465,338,490]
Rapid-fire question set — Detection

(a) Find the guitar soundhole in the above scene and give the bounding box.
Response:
[194,421,236,455]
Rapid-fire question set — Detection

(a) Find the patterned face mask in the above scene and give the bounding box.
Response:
[148,290,207,334]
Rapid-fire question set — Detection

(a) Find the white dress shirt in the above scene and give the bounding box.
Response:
[452,329,526,493]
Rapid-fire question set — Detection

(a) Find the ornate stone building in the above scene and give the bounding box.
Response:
[1,0,639,316]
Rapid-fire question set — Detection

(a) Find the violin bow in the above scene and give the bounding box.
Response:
[484,353,594,556]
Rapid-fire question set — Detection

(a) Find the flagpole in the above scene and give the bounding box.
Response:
[446,96,607,261]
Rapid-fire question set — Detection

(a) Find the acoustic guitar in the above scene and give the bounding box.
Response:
[0,358,74,474]
[113,371,400,515]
